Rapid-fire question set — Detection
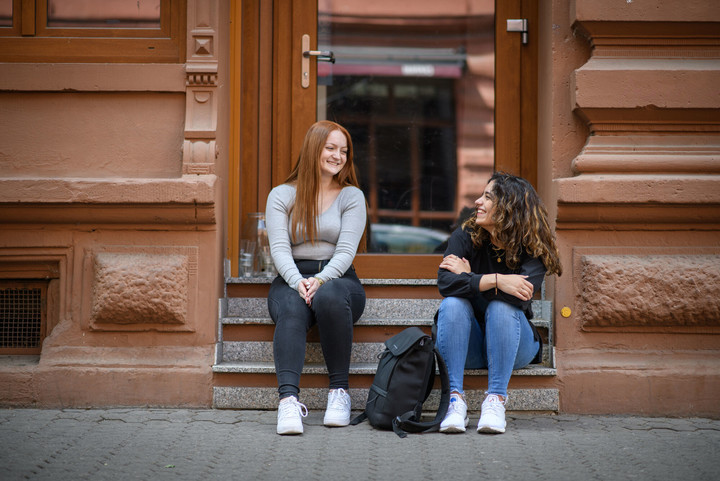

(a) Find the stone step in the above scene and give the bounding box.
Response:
[213,386,559,411]
[223,297,552,329]
[213,361,556,377]
[220,340,552,365]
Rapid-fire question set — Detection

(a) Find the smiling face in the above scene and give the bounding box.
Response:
[319,129,348,179]
[474,180,496,233]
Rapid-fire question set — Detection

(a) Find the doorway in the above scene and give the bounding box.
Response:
[228,0,538,278]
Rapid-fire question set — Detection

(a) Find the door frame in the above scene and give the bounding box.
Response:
[228,0,538,278]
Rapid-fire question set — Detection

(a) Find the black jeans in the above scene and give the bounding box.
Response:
[267,260,366,400]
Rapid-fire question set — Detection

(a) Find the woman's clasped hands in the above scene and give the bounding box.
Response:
[297,277,321,305]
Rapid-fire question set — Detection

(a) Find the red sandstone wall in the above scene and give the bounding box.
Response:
[0,0,228,408]
[543,0,720,416]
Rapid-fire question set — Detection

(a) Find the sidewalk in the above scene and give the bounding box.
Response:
[1,408,719,481]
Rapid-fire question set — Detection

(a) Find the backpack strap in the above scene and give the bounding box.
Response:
[391,346,450,438]
[349,411,367,426]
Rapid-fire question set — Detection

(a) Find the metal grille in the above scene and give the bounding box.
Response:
[0,284,45,351]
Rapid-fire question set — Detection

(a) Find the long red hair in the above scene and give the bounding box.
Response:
[284,120,366,250]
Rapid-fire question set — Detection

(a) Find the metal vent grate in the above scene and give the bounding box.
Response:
[0,284,45,351]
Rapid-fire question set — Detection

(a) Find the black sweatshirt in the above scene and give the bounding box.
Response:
[436,226,546,364]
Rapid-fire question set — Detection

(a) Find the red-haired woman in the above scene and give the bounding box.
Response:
[266,121,367,435]
[436,172,562,434]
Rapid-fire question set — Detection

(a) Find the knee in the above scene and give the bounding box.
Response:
[438,297,473,325]
[485,300,523,326]
[312,283,347,310]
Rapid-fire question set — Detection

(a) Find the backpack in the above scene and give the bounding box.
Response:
[350,326,450,438]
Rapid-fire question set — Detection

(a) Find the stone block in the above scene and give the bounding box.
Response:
[578,254,720,331]
[92,252,188,325]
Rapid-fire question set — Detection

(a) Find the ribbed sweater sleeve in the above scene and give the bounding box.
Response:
[266,184,303,289]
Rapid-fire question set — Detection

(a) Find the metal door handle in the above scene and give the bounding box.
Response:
[303,50,335,63]
[301,34,335,89]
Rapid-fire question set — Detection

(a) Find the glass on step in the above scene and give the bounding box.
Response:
[243,213,273,277]
[239,239,256,278]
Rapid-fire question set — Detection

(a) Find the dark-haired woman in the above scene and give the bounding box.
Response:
[266,121,367,435]
[436,172,562,434]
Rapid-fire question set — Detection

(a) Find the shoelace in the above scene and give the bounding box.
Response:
[280,397,308,418]
[483,395,505,416]
[447,397,465,415]
[328,388,350,410]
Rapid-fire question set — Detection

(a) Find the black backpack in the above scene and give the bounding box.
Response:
[350,326,450,437]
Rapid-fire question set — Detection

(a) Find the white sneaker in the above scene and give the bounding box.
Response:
[440,393,469,433]
[323,388,351,427]
[277,396,308,435]
[477,393,506,434]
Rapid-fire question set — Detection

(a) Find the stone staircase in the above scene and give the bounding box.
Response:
[213,277,559,412]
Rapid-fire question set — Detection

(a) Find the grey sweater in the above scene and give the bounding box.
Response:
[265,183,367,290]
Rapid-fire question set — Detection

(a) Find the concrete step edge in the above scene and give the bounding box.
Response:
[226,277,438,286]
[221,316,552,329]
[226,297,552,324]
[213,386,559,411]
[227,297,444,318]
[212,361,557,377]
[221,341,552,365]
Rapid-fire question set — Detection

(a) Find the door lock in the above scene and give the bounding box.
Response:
[506,19,528,45]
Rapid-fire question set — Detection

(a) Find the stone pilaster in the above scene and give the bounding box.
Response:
[183,0,219,175]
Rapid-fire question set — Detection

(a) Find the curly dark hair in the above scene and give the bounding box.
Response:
[462,172,562,276]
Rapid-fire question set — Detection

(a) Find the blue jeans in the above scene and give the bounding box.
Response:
[268,263,365,400]
[435,297,540,398]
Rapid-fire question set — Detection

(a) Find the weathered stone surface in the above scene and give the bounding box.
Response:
[91,253,188,325]
[579,254,720,329]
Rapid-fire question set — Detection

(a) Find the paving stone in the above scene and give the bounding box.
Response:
[5,408,714,481]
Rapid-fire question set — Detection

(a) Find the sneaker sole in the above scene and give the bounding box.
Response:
[277,427,303,435]
[323,418,350,427]
[477,425,505,434]
[440,417,469,433]
[440,425,467,433]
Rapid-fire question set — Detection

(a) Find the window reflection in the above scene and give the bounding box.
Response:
[0,0,11,27]
[317,1,495,253]
[47,0,161,28]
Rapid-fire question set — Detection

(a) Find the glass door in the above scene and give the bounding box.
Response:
[228,0,537,279]
[315,1,496,259]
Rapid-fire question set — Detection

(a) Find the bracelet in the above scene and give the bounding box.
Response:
[495,273,498,294]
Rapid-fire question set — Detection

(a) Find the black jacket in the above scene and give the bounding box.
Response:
[437,226,546,364]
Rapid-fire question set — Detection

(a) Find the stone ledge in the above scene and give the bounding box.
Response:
[0,63,187,92]
[574,58,720,110]
[0,175,217,204]
[0,176,218,225]
[556,174,720,205]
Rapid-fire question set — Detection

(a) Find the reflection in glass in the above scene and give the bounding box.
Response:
[0,0,11,27]
[47,0,161,28]
[318,1,495,253]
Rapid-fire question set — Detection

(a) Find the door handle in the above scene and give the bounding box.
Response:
[303,50,335,63]
[301,34,335,89]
